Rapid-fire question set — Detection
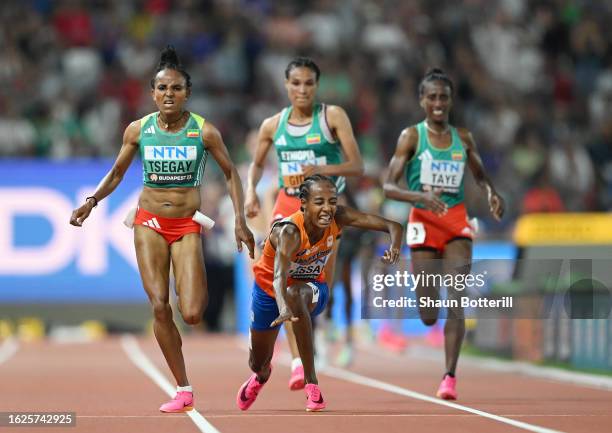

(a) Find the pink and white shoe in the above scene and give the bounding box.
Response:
[236,374,266,411]
[436,374,457,400]
[305,383,326,412]
[159,391,193,413]
[288,365,305,391]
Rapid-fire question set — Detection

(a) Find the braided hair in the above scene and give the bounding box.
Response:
[285,57,321,82]
[418,68,453,96]
[298,175,337,211]
[150,45,192,89]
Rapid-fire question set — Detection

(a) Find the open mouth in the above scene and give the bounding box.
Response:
[163,100,174,106]
[318,214,332,224]
[433,109,444,116]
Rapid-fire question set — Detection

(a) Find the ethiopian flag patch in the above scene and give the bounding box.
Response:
[306,133,321,144]
[451,151,463,161]
[187,129,200,138]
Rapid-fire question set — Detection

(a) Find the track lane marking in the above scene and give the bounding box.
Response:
[120,334,221,433]
[0,337,18,365]
[264,345,566,433]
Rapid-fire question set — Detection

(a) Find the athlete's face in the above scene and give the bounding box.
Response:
[420,81,452,124]
[285,67,318,110]
[302,182,337,229]
[151,68,190,117]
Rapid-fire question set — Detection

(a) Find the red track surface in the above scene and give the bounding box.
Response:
[1,335,610,433]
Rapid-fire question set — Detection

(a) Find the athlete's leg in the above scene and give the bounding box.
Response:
[249,327,280,383]
[411,248,442,326]
[170,233,207,326]
[134,226,187,386]
[441,238,472,376]
[284,282,320,385]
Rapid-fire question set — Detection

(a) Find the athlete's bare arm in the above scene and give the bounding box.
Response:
[383,126,447,215]
[269,223,302,327]
[457,128,504,221]
[245,113,281,218]
[203,121,256,258]
[69,121,140,226]
[302,105,364,178]
[335,205,402,264]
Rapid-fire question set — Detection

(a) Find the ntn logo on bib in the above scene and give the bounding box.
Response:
[144,146,197,161]
[420,159,465,192]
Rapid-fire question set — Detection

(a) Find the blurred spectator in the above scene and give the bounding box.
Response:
[0,0,607,231]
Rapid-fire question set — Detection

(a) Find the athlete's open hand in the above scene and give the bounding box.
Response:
[420,189,447,216]
[381,247,400,264]
[301,164,322,178]
[488,190,504,221]
[235,222,256,259]
[69,201,95,227]
[245,189,260,219]
[270,305,298,328]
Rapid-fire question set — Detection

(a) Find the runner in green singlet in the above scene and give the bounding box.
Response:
[384,68,504,401]
[70,46,254,413]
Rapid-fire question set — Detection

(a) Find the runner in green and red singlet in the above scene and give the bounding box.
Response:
[70,46,254,413]
[384,68,504,401]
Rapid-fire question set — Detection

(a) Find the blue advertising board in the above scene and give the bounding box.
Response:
[0,160,146,302]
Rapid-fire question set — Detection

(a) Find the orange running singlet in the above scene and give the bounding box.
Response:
[253,211,341,297]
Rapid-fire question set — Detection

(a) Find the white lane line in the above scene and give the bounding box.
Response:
[75,414,605,419]
[0,337,19,365]
[400,345,612,392]
[264,347,565,433]
[322,365,565,433]
[120,334,221,433]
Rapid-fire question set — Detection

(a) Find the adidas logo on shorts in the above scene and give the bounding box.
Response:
[142,217,161,229]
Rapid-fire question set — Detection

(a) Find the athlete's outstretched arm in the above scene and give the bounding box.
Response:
[302,105,364,178]
[383,126,447,215]
[335,205,403,264]
[245,114,278,218]
[69,121,140,226]
[458,128,504,221]
[269,224,302,327]
[203,121,255,258]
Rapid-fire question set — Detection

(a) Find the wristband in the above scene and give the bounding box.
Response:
[86,196,98,207]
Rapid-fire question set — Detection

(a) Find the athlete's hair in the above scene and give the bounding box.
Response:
[285,57,321,82]
[299,175,337,210]
[419,68,453,96]
[150,45,192,89]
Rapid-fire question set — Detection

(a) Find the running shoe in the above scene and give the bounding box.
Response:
[159,391,193,413]
[236,374,266,411]
[378,325,409,353]
[436,374,457,400]
[305,383,326,411]
[288,365,305,390]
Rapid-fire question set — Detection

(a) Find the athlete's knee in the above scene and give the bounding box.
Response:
[181,306,203,325]
[285,285,303,309]
[151,299,172,322]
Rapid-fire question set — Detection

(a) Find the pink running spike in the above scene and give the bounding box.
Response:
[237,374,266,411]
[159,391,193,413]
[436,374,458,400]
[305,383,326,411]
[288,365,305,390]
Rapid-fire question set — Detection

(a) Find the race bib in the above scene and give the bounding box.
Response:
[144,145,198,184]
[280,156,327,188]
[406,222,426,245]
[420,159,464,193]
